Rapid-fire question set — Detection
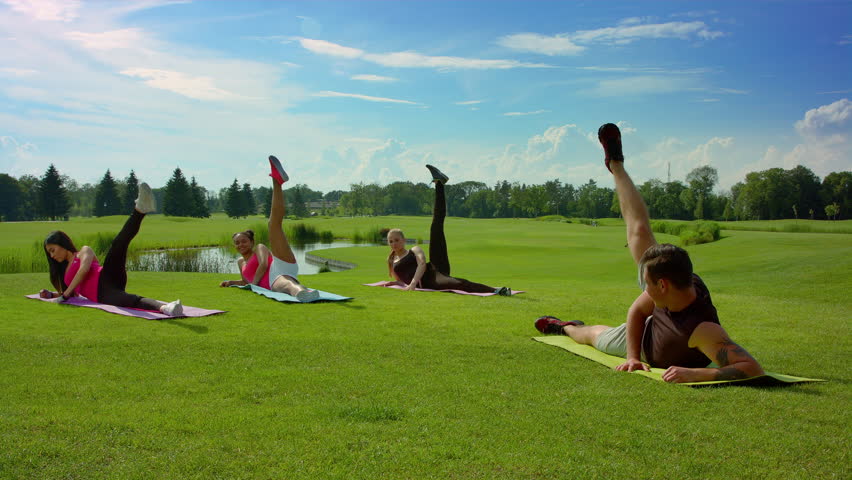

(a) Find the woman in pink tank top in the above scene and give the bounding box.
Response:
[40,183,185,317]
[219,155,319,302]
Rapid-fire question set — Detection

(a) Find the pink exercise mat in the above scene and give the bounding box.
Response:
[364,281,523,296]
[25,294,225,320]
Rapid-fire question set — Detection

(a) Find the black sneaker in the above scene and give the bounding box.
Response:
[597,123,624,173]
[534,316,584,335]
[496,286,512,296]
[425,164,449,184]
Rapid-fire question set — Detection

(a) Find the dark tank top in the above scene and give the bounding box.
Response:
[393,250,419,285]
[642,274,720,368]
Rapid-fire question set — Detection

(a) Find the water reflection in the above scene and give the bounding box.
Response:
[128,242,372,275]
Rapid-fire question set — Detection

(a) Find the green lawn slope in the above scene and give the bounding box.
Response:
[0,216,849,479]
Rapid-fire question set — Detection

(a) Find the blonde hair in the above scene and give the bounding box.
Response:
[386,228,406,277]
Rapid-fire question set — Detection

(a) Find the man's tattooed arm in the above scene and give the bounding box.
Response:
[714,337,758,381]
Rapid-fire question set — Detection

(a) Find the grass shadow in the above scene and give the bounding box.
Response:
[161,319,209,334]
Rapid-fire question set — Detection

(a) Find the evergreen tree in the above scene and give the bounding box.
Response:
[163,168,194,216]
[94,169,122,216]
[122,171,139,213]
[225,179,245,218]
[38,164,70,220]
[0,173,21,221]
[242,183,256,216]
[190,177,210,218]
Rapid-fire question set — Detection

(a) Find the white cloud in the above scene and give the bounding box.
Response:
[496,33,585,56]
[585,75,697,97]
[718,88,748,94]
[578,66,713,75]
[351,74,398,82]
[298,38,553,70]
[503,110,548,116]
[66,28,147,50]
[299,38,364,59]
[455,100,482,105]
[0,67,37,76]
[571,21,725,44]
[794,98,851,139]
[2,0,81,22]
[120,68,239,100]
[0,135,38,163]
[838,35,852,46]
[314,90,420,105]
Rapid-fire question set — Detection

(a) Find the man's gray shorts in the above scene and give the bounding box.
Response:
[593,321,648,361]
[593,323,629,358]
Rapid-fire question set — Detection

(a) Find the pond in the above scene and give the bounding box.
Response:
[128,242,377,275]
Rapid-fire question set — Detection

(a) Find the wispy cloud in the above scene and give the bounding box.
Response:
[503,110,549,116]
[66,28,147,50]
[0,67,37,76]
[298,38,553,70]
[572,21,725,44]
[1,0,81,22]
[455,100,482,105]
[351,74,398,83]
[498,20,725,56]
[314,90,420,105]
[718,88,748,94]
[838,35,852,46]
[818,89,852,94]
[496,33,585,56]
[120,68,239,100]
[670,10,719,19]
[698,98,720,102]
[578,65,714,75]
[584,76,697,97]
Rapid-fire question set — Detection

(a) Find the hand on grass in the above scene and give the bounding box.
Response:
[615,358,649,373]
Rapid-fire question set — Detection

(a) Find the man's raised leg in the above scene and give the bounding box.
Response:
[599,123,657,265]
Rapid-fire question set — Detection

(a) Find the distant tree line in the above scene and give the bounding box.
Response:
[1,164,849,222]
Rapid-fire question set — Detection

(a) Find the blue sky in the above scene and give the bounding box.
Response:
[0,0,850,193]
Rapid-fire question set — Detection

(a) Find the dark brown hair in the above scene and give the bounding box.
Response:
[232,229,255,243]
[44,230,77,293]
[640,243,693,289]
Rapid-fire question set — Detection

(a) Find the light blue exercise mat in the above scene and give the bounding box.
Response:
[533,336,825,387]
[229,284,352,303]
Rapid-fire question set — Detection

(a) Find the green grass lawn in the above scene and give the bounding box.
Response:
[0,216,849,479]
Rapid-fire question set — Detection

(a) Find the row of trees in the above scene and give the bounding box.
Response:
[1,164,849,222]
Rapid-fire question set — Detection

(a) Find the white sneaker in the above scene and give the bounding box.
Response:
[161,299,183,316]
[295,289,319,303]
[135,182,157,214]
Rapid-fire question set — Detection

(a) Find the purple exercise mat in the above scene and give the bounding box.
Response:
[25,294,225,320]
[364,281,524,296]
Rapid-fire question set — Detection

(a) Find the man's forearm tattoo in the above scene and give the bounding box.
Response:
[715,337,756,367]
[715,366,749,381]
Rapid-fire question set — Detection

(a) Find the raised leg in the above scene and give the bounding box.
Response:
[611,163,656,265]
[268,181,297,263]
[429,182,450,276]
[100,209,145,291]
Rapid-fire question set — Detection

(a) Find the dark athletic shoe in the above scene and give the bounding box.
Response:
[597,123,624,173]
[534,316,584,335]
[425,164,449,184]
[496,286,512,296]
[269,155,289,185]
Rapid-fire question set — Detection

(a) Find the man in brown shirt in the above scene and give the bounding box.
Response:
[535,123,764,383]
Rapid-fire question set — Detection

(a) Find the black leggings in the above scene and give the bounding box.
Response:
[97,210,162,310]
[421,183,495,294]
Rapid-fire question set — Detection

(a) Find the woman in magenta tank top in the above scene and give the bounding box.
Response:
[219,155,320,302]
[40,183,184,316]
[386,165,512,296]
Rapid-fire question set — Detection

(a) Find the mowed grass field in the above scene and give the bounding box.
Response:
[0,214,850,479]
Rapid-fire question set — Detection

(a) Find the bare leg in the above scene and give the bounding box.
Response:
[563,324,611,346]
[268,181,297,263]
[271,275,307,296]
[611,162,657,265]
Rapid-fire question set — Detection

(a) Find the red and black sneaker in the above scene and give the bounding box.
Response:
[597,123,624,173]
[269,155,289,185]
[534,316,585,335]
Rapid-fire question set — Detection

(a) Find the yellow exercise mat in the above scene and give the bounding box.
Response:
[533,336,825,387]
